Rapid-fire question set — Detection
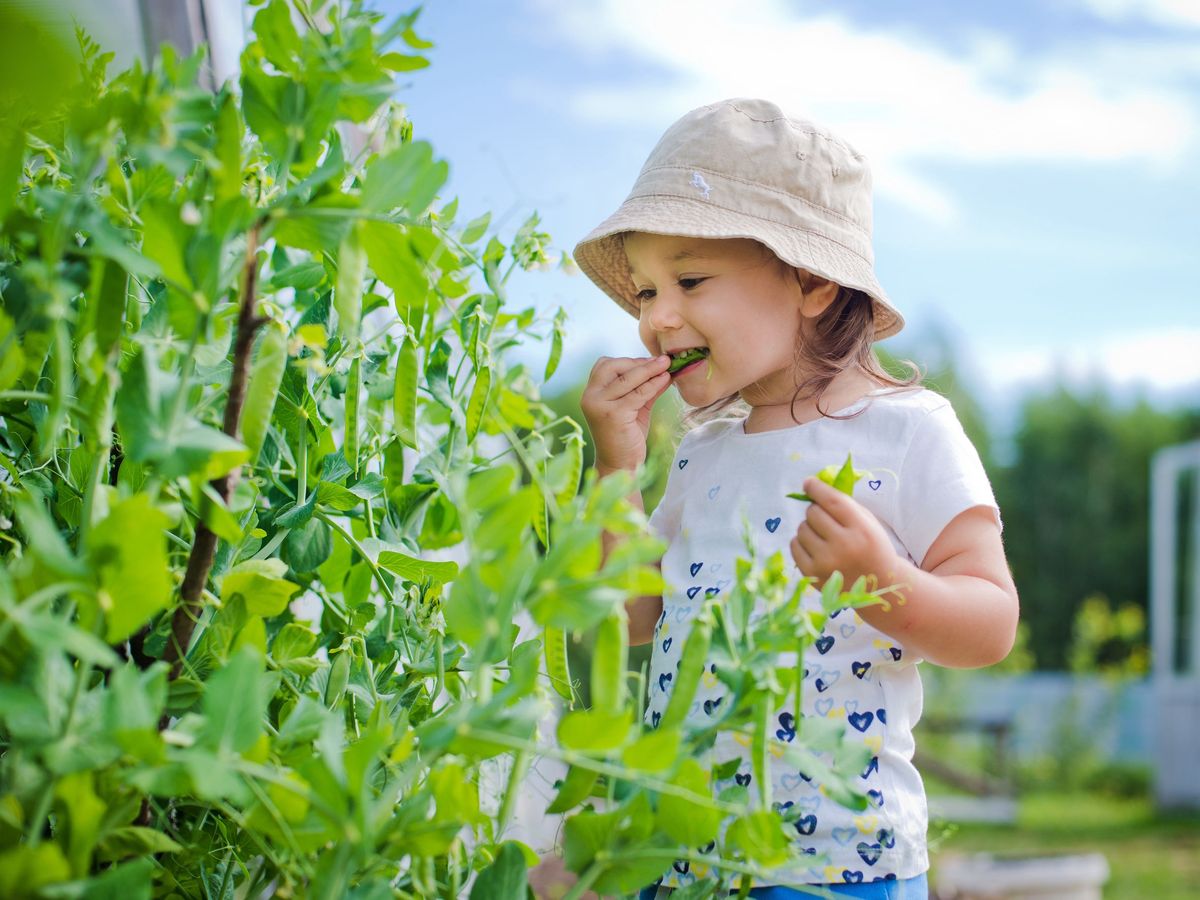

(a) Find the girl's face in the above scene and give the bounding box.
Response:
[625,233,821,409]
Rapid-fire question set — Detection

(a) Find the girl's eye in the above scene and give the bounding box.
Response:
[635,278,706,303]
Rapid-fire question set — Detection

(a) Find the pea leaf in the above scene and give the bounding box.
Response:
[469,841,528,900]
[655,758,720,847]
[362,140,448,216]
[88,494,173,643]
[220,559,301,617]
[200,645,271,756]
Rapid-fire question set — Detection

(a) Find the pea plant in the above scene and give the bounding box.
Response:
[0,2,890,897]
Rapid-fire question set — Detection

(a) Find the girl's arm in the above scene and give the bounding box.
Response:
[790,477,1018,669]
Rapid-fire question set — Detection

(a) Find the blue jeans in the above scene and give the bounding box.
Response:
[638,873,928,899]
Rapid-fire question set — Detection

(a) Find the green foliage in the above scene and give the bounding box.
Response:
[996,387,1195,669]
[0,4,900,897]
[1068,595,1149,676]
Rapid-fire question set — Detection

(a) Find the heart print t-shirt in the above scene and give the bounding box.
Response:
[644,387,1000,889]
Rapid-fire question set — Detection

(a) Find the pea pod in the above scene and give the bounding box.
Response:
[393,333,418,449]
[345,354,362,474]
[325,648,351,708]
[242,320,288,464]
[787,452,866,502]
[552,431,584,508]
[544,625,572,702]
[544,307,565,381]
[590,611,627,715]
[532,486,549,551]
[659,614,711,730]
[335,223,367,343]
[465,364,491,443]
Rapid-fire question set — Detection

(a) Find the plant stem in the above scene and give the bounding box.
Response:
[161,225,267,696]
[316,511,394,604]
[561,860,602,900]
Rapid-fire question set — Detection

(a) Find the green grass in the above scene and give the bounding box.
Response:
[928,792,1200,899]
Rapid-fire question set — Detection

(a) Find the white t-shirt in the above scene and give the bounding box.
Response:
[644,388,1000,888]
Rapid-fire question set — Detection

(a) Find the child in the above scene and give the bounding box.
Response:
[574,99,1019,899]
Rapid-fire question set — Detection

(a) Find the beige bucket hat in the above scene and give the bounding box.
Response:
[572,98,904,340]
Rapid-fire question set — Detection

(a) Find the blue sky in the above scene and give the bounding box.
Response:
[387,0,1200,421]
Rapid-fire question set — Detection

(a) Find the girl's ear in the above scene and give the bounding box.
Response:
[795,270,841,319]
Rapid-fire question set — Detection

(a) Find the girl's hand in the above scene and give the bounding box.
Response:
[790,476,901,587]
[580,354,673,473]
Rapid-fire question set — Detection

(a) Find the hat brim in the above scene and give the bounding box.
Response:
[573,194,904,340]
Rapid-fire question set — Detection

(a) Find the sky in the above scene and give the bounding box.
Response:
[383,0,1200,425]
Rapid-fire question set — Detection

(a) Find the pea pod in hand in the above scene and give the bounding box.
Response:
[787,453,865,502]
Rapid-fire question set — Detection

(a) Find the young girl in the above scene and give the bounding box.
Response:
[574,99,1019,899]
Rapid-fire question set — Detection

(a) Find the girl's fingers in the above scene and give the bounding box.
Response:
[803,477,853,526]
[595,355,670,396]
[790,534,813,574]
[794,522,819,558]
[805,503,840,540]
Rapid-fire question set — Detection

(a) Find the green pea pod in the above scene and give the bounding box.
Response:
[335,223,367,343]
[242,320,288,464]
[659,615,711,730]
[465,364,490,443]
[393,334,418,449]
[553,431,584,508]
[546,763,598,814]
[590,611,627,715]
[325,649,351,708]
[535,494,552,549]
[544,307,565,382]
[345,354,362,474]
[544,625,572,702]
[787,452,866,502]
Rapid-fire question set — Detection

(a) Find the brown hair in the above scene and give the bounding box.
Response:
[678,251,922,436]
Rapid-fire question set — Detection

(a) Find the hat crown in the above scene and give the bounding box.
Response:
[635,98,873,237]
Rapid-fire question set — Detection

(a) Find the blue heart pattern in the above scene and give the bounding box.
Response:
[857,841,882,866]
[776,711,796,742]
[765,516,781,533]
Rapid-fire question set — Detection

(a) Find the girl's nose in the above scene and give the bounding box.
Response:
[645,289,685,331]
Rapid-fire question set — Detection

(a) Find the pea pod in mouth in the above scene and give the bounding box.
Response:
[666,347,709,374]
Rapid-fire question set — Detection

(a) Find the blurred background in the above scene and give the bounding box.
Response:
[9,0,1198,896]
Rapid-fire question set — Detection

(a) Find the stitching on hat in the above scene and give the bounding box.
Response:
[725,102,865,159]
[644,165,868,236]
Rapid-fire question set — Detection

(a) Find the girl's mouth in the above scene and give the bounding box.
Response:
[666,347,709,375]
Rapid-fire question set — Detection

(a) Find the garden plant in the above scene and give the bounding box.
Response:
[0,1,891,896]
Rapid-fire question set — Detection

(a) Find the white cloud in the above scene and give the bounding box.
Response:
[979,328,1200,392]
[1073,0,1200,29]
[530,0,1200,223]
